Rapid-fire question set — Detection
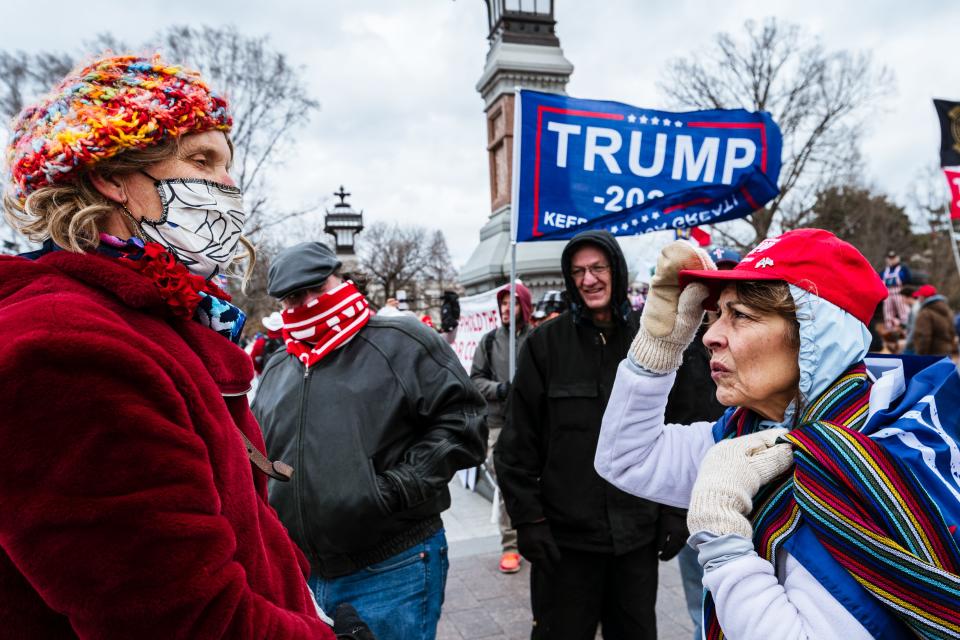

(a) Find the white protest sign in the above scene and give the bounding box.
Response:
[451,287,501,372]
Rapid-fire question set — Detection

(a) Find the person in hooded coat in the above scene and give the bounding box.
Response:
[470,282,534,574]
[494,230,685,639]
[911,284,957,356]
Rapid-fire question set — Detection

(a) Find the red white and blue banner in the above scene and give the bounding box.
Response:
[511,90,783,242]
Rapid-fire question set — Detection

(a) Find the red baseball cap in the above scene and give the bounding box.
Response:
[913,284,937,298]
[678,228,887,326]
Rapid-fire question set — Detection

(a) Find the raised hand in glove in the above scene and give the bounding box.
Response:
[516,520,561,574]
[656,505,689,561]
[334,603,377,640]
[630,241,716,374]
[687,429,794,539]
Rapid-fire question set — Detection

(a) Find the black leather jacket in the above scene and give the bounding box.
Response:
[252,315,487,578]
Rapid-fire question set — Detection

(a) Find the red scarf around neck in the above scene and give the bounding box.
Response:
[281,281,371,368]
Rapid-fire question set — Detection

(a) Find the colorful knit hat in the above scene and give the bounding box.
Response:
[5,54,232,202]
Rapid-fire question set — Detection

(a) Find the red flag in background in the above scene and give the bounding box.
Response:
[674,226,711,246]
[690,226,712,246]
[943,168,960,220]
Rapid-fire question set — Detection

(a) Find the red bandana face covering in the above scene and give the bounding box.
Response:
[280,281,371,368]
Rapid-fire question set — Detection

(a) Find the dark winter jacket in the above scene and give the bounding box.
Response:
[470,324,532,431]
[913,295,957,356]
[495,230,662,554]
[666,325,727,425]
[470,283,533,431]
[253,314,487,578]
[0,251,332,639]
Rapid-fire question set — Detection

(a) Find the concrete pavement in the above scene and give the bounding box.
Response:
[440,479,695,640]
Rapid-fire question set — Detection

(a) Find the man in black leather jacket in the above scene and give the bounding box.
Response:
[495,230,685,640]
[252,242,487,640]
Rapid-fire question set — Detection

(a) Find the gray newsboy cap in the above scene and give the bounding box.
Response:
[267,242,342,299]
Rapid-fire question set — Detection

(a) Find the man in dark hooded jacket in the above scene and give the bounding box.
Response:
[495,230,685,639]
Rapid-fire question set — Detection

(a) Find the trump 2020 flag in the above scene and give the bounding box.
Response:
[511,90,783,242]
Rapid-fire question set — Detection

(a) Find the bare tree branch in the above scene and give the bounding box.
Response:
[659,17,895,245]
[0,26,319,253]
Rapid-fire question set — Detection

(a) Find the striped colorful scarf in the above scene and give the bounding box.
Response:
[704,363,960,639]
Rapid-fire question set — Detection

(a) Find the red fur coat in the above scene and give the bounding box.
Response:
[0,251,334,639]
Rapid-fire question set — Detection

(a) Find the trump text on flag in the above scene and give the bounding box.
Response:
[512,90,783,242]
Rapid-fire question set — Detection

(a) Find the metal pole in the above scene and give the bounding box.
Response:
[508,241,517,381]
[508,86,523,382]
[949,219,960,285]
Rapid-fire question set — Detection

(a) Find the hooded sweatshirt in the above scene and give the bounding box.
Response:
[912,294,956,356]
[496,283,534,326]
[470,283,533,430]
[560,229,633,326]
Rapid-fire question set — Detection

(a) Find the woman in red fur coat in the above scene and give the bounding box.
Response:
[0,55,358,639]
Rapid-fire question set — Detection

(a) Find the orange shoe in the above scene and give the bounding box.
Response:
[499,551,522,574]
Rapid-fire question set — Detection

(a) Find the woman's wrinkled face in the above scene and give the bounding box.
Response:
[121,130,235,223]
[702,285,800,421]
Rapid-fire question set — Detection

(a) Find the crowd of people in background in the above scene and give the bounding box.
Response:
[870,250,959,359]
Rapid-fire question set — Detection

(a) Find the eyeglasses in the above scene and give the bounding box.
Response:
[570,264,611,280]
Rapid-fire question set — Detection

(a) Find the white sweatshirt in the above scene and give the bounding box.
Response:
[595,361,874,640]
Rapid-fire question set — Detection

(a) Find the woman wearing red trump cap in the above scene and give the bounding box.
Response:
[595,228,960,639]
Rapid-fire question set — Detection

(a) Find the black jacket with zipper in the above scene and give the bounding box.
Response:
[252,315,487,578]
[495,230,661,554]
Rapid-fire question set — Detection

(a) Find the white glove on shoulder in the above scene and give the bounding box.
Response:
[630,241,716,374]
[687,428,794,539]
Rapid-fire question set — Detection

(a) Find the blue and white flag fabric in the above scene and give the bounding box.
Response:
[863,357,960,529]
[511,90,783,242]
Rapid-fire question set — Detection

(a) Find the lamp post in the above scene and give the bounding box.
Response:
[483,0,558,46]
[324,185,364,257]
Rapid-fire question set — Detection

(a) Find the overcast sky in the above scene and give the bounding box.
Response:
[4,1,959,268]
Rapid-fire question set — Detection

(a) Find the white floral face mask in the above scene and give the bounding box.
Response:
[138,173,246,280]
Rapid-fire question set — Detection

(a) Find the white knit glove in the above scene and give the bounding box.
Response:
[687,429,794,539]
[629,241,716,373]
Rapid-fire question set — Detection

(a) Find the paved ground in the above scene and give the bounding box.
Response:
[440,478,695,640]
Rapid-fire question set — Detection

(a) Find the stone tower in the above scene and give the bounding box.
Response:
[459,1,574,296]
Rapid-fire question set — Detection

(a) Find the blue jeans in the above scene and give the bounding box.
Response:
[309,529,449,640]
[677,544,704,640]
